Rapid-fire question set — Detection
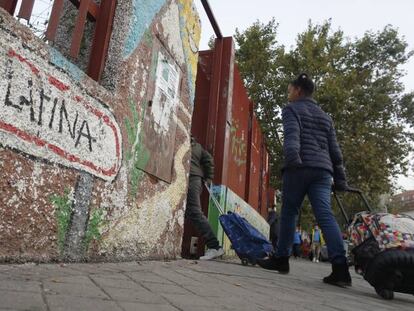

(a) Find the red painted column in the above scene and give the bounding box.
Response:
[207,37,235,187]
[17,0,35,21]
[0,0,18,15]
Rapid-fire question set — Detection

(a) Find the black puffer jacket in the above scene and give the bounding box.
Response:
[282,97,346,185]
[190,139,214,180]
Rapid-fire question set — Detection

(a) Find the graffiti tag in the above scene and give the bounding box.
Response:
[230,120,247,166]
[0,48,122,181]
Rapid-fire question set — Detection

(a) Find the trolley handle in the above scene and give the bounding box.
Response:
[342,187,373,212]
[204,182,225,215]
[333,187,373,225]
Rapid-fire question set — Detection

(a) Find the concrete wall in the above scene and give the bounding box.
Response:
[0,0,201,262]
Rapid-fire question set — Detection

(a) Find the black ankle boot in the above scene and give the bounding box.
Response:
[257,256,290,274]
[323,263,352,287]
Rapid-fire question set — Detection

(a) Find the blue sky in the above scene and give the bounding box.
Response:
[195,0,414,191]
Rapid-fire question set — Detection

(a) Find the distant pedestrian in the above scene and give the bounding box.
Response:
[301,238,311,258]
[257,73,352,287]
[292,227,302,258]
[311,224,324,263]
[186,136,224,260]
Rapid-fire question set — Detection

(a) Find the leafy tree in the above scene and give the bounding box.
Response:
[234,20,414,226]
[234,19,287,185]
[207,35,216,49]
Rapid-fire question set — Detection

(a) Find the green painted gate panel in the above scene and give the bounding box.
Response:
[207,185,227,246]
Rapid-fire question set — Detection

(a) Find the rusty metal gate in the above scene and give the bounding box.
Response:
[182,36,274,257]
[0,0,116,81]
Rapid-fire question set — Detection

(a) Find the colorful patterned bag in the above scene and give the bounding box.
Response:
[349,212,414,250]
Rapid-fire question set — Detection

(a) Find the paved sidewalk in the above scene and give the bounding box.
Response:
[0,258,413,311]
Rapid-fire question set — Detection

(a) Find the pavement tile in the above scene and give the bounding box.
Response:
[179,308,228,311]
[128,271,174,284]
[103,286,167,304]
[160,293,214,308]
[90,275,140,289]
[116,262,152,271]
[43,280,109,299]
[44,275,94,285]
[0,259,414,311]
[142,282,192,295]
[175,270,230,285]
[5,265,83,281]
[182,284,233,297]
[45,295,123,311]
[0,290,46,311]
[0,279,41,293]
[152,269,202,285]
[95,272,132,280]
[67,263,122,275]
[119,302,180,311]
[212,296,268,311]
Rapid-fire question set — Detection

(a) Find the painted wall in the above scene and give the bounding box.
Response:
[0,0,201,262]
[247,114,263,211]
[227,65,249,199]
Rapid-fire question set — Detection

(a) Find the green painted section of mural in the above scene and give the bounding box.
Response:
[49,189,72,254]
[83,208,105,250]
[230,120,247,166]
[50,189,105,254]
[150,45,159,80]
[143,29,153,46]
[208,185,227,246]
[125,98,150,197]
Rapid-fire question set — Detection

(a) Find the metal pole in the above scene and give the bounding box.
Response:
[333,192,350,224]
[345,188,373,212]
[200,0,223,39]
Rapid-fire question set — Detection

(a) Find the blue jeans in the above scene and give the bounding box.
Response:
[275,168,346,264]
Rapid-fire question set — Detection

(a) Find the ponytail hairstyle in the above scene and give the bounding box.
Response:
[290,73,315,97]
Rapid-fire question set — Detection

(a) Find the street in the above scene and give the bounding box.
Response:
[0,258,413,311]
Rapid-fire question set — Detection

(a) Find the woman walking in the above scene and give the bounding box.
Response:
[257,73,351,287]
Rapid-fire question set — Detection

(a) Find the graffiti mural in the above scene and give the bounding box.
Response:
[178,0,201,102]
[49,188,73,254]
[125,98,150,197]
[0,0,201,262]
[0,48,122,181]
[49,185,105,257]
[83,207,106,251]
[123,0,168,58]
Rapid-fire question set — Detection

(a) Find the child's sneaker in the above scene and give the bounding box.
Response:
[199,247,224,260]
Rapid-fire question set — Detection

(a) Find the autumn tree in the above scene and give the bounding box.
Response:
[235,20,414,221]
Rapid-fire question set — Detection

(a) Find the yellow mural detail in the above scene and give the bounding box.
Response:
[178,0,201,91]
